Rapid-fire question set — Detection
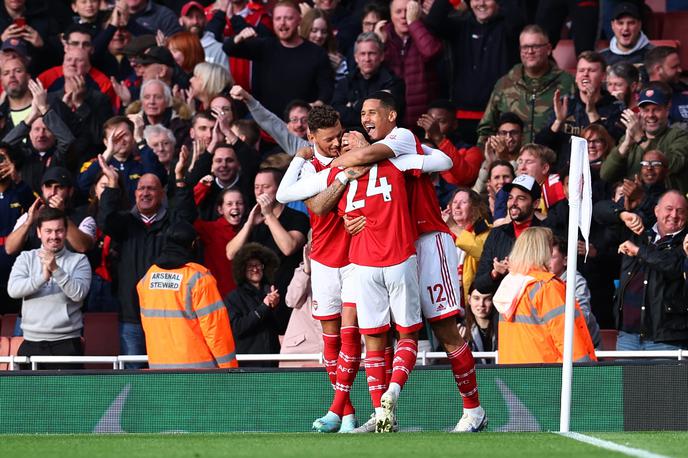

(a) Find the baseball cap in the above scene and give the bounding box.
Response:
[1,38,28,58]
[612,2,641,20]
[638,86,670,107]
[503,174,541,200]
[121,34,156,58]
[181,1,205,16]
[137,46,175,67]
[41,167,73,187]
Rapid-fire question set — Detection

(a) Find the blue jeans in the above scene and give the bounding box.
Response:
[616,331,685,351]
[119,322,147,369]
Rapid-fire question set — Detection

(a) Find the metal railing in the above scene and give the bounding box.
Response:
[1,350,686,370]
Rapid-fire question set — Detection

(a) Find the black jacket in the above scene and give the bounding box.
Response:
[225,282,280,367]
[97,183,197,323]
[595,199,688,343]
[331,65,405,129]
[473,217,544,294]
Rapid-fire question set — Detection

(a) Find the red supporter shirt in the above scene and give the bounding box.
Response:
[329,159,416,267]
[308,156,350,268]
[194,217,238,297]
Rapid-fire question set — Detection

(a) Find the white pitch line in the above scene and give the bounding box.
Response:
[558,432,673,458]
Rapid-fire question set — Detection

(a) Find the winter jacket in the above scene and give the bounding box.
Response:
[477,62,575,145]
[383,20,442,127]
[455,218,491,304]
[97,183,197,323]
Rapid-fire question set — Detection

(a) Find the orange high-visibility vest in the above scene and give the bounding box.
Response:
[137,262,238,369]
[498,270,597,364]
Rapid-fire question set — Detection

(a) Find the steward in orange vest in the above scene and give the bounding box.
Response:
[137,222,237,369]
[494,270,597,364]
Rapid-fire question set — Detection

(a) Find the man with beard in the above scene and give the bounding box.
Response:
[222,0,333,117]
[645,46,688,126]
[0,48,33,137]
[194,188,245,297]
[601,82,688,194]
[177,1,228,71]
[474,174,544,294]
[8,207,92,369]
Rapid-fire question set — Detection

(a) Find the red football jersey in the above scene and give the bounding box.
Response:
[329,160,416,267]
[308,157,350,268]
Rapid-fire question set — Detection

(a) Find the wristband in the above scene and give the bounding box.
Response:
[336,171,348,184]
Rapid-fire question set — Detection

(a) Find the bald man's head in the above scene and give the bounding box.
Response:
[135,174,164,216]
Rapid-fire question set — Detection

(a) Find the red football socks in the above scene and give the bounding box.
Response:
[447,342,480,409]
[364,349,387,408]
[329,326,361,417]
[389,338,417,390]
[322,333,341,388]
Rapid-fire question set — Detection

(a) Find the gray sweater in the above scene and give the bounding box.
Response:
[8,247,91,341]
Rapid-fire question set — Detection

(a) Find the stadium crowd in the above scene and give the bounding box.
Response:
[1,0,688,388]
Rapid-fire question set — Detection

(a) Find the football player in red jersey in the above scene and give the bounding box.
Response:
[277,106,363,433]
[278,96,454,432]
[330,92,487,433]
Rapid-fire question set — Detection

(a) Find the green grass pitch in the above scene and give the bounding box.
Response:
[3,432,687,458]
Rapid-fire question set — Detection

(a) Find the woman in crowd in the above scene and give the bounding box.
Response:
[189,62,233,112]
[581,124,615,203]
[494,227,597,364]
[458,284,497,365]
[444,188,492,304]
[225,243,281,367]
[167,31,206,79]
[299,8,347,81]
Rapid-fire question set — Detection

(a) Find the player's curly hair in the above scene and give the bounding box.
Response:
[232,243,280,286]
[307,105,340,133]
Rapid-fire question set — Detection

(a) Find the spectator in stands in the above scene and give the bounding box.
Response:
[97,149,197,363]
[143,124,176,175]
[458,284,497,364]
[596,190,688,351]
[581,124,615,202]
[378,0,441,127]
[138,221,238,369]
[444,188,492,305]
[474,174,545,294]
[177,1,228,71]
[0,48,33,137]
[78,116,166,202]
[332,32,404,129]
[223,0,333,119]
[279,239,324,367]
[477,24,574,146]
[535,0,599,55]
[38,47,118,114]
[494,226,597,364]
[226,167,309,333]
[194,188,245,297]
[125,78,192,147]
[606,62,640,110]
[600,82,688,194]
[0,144,33,314]
[299,8,347,81]
[0,0,61,74]
[600,2,652,67]
[645,46,688,126]
[536,51,624,170]
[188,62,232,112]
[138,45,190,90]
[484,159,515,219]
[617,150,668,230]
[549,236,601,348]
[426,0,524,143]
[126,0,182,36]
[8,207,91,370]
[473,113,523,194]
[417,100,482,191]
[2,78,76,192]
[225,242,281,367]
[6,167,96,256]
[167,31,205,78]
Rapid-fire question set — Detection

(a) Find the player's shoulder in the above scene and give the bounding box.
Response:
[384,127,414,142]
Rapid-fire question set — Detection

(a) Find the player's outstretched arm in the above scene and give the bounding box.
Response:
[330,143,394,168]
[305,179,348,216]
[391,148,452,173]
[276,168,334,204]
